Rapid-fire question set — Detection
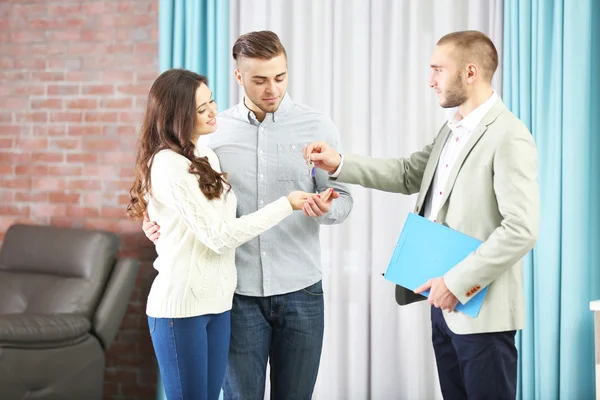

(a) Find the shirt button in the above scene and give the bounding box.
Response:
[259,149,263,154]
[260,174,264,179]
[292,145,296,149]
[260,200,264,205]
[262,251,267,256]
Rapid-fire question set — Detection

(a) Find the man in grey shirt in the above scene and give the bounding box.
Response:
[144,31,353,399]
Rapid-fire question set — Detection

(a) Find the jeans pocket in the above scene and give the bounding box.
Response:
[301,280,324,296]
[148,316,157,334]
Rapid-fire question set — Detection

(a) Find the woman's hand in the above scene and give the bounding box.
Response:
[287,188,336,211]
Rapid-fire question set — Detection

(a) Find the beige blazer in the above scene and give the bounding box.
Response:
[335,99,539,334]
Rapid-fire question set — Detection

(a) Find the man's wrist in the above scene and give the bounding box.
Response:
[330,154,344,178]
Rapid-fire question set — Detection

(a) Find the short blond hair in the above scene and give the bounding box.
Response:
[437,30,498,81]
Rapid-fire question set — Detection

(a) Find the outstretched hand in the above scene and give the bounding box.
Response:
[302,188,340,217]
[303,141,342,174]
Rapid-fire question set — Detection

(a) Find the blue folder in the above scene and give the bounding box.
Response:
[384,213,488,317]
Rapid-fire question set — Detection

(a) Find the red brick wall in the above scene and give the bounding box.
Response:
[1,1,160,399]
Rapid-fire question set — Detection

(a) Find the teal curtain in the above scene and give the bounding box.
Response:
[503,0,600,398]
[157,2,229,399]
[159,0,230,107]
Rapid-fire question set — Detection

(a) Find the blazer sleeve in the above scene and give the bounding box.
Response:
[331,125,450,194]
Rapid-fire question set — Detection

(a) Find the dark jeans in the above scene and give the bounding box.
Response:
[431,306,517,400]
[223,281,325,400]
[149,312,231,400]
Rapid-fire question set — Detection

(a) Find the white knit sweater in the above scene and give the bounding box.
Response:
[145,147,293,318]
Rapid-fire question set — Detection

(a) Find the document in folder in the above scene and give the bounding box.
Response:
[384,213,488,318]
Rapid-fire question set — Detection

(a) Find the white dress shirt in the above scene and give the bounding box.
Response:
[423,91,498,222]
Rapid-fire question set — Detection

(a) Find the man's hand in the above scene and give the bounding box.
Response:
[414,277,459,312]
[303,141,342,174]
[143,213,160,243]
[302,188,340,217]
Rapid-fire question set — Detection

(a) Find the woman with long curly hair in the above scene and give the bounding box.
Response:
[127,69,327,400]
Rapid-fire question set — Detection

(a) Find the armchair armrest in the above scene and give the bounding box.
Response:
[0,314,90,348]
[92,258,139,349]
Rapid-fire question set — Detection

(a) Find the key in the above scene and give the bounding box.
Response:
[307,157,315,178]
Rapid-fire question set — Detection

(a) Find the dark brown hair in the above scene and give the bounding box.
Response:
[232,30,287,63]
[437,30,499,81]
[127,69,229,220]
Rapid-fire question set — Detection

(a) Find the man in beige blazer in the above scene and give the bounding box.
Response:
[304,30,539,399]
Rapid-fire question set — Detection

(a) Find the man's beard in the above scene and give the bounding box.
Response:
[440,73,468,108]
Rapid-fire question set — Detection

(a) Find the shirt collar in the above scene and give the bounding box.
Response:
[235,92,294,124]
[447,90,498,132]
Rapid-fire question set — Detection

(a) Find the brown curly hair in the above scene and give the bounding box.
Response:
[127,69,230,220]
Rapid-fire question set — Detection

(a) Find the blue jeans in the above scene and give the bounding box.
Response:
[149,312,231,400]
[223,281,325,400]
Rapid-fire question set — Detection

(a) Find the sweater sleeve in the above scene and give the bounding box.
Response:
[152,150,294,254]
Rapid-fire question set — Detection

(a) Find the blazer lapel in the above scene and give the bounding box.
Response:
[438,99,507,210]
[415,124,452,211]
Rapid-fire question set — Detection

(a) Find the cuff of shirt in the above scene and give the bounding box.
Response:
[329,154,344,178]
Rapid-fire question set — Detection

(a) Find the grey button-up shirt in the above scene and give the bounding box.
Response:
[209,94,353,296]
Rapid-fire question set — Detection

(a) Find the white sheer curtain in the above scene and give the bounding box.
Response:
[228,1,503,398]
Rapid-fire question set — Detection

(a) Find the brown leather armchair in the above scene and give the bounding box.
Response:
[0,224,139,400]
